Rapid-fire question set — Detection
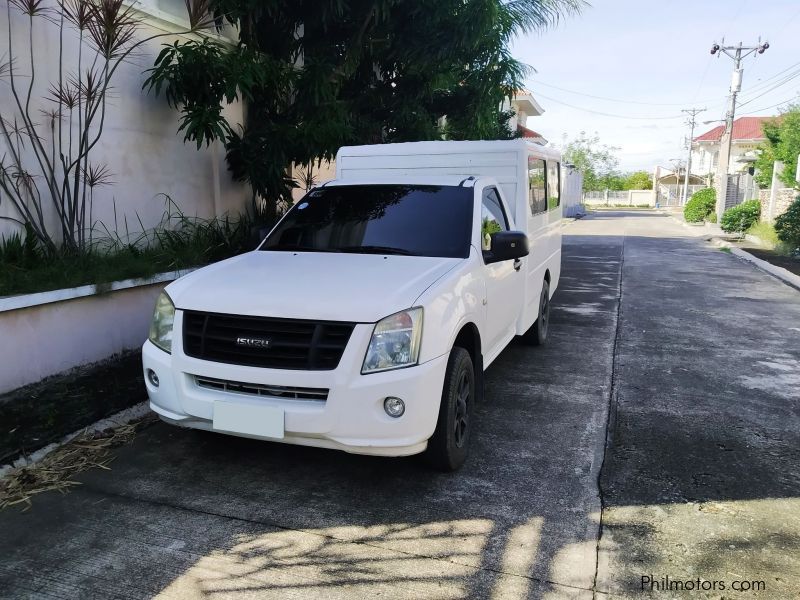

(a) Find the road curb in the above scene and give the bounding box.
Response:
[659,210,800,292]
[711,238,800,292]
[0,401,150,481]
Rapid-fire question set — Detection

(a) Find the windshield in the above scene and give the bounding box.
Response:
[261,185,473,258]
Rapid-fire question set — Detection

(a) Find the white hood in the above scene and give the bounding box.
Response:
[166,250,461,323]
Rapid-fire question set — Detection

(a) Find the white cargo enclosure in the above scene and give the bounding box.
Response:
[144,139,563,470]
[336,139,564,334]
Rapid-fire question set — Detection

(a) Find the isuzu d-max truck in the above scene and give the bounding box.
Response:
[143,139,563,470]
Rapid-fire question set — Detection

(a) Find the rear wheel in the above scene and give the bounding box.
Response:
[424,347,474,471]
[522,279,551,346]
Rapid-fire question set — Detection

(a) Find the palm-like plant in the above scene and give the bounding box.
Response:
[0,0,212,254]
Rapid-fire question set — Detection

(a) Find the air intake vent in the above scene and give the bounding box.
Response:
[183,311,355,371]
[195,376,328,401]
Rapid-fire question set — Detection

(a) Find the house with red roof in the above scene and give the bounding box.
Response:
[690,116,776,178]
[506,90,549,145]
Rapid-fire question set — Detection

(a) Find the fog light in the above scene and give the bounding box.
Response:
[384,396,405,418]
[147,369,160,387]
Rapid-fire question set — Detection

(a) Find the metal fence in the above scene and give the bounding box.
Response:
[656,184,706,207]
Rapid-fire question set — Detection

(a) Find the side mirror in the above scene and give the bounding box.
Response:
[483,231,529,264]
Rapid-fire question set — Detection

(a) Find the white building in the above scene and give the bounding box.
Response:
[690,116,776,178]
[0,0,248,244]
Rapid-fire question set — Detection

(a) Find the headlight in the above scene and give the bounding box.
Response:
[148,291,175,354]
[362,308,423,374]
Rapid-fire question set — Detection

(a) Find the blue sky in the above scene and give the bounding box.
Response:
[511,0,800,171]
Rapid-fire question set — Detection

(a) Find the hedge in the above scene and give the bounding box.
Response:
[684,188,716,223]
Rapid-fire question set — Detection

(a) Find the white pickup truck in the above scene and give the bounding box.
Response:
[143,139,563,470]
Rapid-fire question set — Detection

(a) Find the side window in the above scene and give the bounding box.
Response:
[528,157,547,215]
[547,161,560,210]
[481,187,508,251]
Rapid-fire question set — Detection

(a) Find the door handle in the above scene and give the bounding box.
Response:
[513,258,522,271]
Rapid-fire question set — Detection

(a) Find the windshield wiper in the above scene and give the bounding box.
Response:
[262,244,340,253]
[337,245,418,256]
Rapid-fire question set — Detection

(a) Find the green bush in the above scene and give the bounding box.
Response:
[706,211,717,223]
[684,188,716,223]
[774,196,800,250]
[720,200,761,233]
[1,201,254,297]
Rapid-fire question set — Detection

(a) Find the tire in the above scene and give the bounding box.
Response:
[424,347,475,471]
[522,279,551,346]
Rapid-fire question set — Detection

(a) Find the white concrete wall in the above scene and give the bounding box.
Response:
[583,190,656,207]
[0,280,172,394]
[0,0,248,244]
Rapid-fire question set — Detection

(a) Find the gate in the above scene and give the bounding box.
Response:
[725,173,758,210]
[657,184,705,207]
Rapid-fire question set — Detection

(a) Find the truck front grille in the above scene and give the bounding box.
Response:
[195,376,328,402]
[182,311,355,371]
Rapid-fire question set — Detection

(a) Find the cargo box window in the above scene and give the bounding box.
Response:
[528,158,547,215]
[547,161,560,210]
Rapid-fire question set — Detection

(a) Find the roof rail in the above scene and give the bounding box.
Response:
[459,176,476,186]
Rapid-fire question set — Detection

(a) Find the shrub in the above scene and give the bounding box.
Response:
[684,188,716,223]
[706,211,717,223]
[774,196,800,250]
[720,200,761,233]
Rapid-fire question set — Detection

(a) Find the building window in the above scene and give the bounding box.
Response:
[528,157,546,215]
[156,0,189,21]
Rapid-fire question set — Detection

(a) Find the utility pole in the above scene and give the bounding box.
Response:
[681,108,705,205]
[709,39,769,222]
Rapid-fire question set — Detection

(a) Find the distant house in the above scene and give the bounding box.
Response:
[507,90,548,145]
[691,116,776,177]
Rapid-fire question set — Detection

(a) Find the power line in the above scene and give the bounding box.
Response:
[530,79,714,107]
[737,67,800,109]
[533,91,685,120]
[737,60,800,97]
[739,93,800,115]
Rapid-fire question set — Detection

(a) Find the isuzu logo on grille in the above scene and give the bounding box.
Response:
[236,336,271,348]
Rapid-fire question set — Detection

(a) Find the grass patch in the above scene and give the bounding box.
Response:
[746,221,799,256]
[719,246,732,253]
[1,202,256,297]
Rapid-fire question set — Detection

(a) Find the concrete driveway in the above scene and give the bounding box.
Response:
[1,210,798,599]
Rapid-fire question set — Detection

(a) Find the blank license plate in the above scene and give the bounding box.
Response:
[213,401,284,439]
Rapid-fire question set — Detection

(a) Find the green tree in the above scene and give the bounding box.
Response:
[562,132,621,192]
[754,105,800,189]
[623,170,653,190]
[144,0,584,221]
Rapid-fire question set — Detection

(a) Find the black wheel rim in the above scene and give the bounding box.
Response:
[454,369,470,448]
[540,287,550,336]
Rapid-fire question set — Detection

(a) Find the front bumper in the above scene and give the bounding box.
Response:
[142,321,449,457]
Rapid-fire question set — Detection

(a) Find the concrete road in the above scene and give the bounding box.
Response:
[1,211,798,599]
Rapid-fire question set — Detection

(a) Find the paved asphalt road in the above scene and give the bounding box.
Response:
[1,211,798,599]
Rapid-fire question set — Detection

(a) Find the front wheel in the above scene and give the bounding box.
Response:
[521,279,551,346]
[424,347,474,471]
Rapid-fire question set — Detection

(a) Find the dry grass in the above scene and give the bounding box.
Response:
[0,415,155,511]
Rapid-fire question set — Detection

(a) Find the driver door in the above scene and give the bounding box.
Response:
[480,185,525,359]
